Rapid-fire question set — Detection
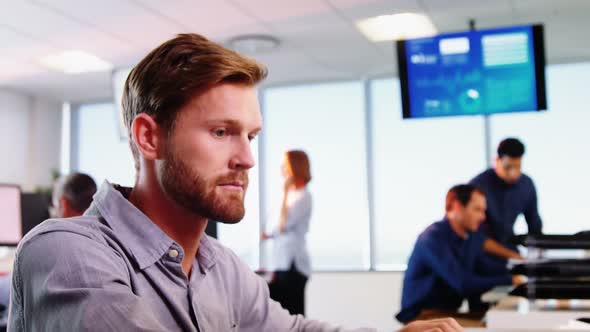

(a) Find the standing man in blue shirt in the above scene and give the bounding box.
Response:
[397,184,521,325]
[470,138,542,250]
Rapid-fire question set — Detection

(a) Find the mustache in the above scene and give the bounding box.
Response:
[215,172,249,187]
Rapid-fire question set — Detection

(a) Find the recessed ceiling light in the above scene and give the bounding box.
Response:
[227,34,281,54]
[39,50,113,74]
[356,13,437,42]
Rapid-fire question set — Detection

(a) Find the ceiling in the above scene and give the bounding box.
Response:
[1,0,590,103]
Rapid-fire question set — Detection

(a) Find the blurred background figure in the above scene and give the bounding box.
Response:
[397,184,522,327]
[1,172,97,331]
[470,138,542,250]
[50,172,97,218]
[262,150,312,316]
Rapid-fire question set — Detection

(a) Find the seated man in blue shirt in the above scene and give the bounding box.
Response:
[470,138,542,250]
[397,184,522,325]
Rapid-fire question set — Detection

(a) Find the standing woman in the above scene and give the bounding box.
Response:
[262,150,312,316]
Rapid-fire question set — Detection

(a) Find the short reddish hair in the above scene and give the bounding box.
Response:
[286,150,312,185]
[445,184,485,212]
[122,33,268,171]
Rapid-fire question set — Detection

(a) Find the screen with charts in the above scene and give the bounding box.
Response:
[397,24,546,119]
[0,185,22,245]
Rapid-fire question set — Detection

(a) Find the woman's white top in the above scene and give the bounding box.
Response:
[270,188,312,277]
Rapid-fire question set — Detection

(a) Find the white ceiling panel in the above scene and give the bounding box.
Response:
[511,0,590,18]
[263,8,388,76]
[0,59,46,83]
[423,0,513,33]
[331,0,421,20]
[421,0,512,12]
[132,0,268,40]
[8,71,113,103]
[258,54,321,85]
[264,6,343,34]
[232,0,332,23]
[30,0,181,50]
[0,26,54,62]
[325,0,399,11]
[542,18,590,64]
[278,24,387,76]
[2,1,133,64]
[1,0,590,102]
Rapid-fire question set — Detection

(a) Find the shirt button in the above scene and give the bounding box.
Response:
[168,249,179,258]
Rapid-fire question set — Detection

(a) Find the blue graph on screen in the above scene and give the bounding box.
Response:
[401,25,543,118]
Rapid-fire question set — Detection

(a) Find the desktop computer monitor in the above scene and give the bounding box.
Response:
[20,193,51,238]
[0,185,22,246]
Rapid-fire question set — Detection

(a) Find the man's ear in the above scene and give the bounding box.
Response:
[451,200,463,212]
[59,197,75,218]
[131,114,163,161]
[61,197,87,218]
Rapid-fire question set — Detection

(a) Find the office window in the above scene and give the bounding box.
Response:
[262,82,370,270]
[76,103,135,186]
[75,102,261,268]
[489,63,590,235]
[60,103,71,176]
[370,78,487,269]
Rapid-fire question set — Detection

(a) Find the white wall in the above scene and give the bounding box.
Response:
[0,89,62,191]
[307,272,403,332]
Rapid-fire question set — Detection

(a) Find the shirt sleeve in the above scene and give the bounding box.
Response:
[420,237,512,296]
[524,180,543,235]
[474,251,510,276]
[234,252,375,332]
[8,229,167,332]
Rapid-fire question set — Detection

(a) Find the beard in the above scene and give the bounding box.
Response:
[160,148,248,224]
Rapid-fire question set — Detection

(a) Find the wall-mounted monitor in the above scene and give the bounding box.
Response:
[397,24,546,119]
[0,185,22,246]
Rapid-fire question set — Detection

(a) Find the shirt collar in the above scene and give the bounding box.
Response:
[442,217,469,242]
[89,181,217,271]
[197,234,217,271]
[490,168,519,187]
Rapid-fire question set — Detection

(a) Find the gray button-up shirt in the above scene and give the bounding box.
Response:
[9,182,375,331]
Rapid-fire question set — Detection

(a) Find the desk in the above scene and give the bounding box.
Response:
[486,296,590,329]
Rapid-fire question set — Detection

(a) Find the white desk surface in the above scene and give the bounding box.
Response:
[486,296,590,330]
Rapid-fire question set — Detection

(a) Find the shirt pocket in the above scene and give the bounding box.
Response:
[197,299,238,331]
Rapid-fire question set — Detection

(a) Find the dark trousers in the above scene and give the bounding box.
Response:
[269,262,308,316]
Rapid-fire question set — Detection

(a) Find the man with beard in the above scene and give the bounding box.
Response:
[8,34,462,332]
